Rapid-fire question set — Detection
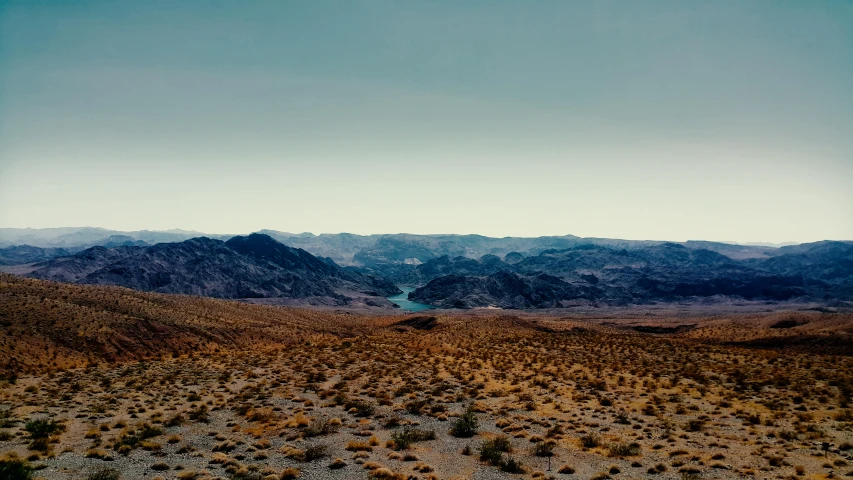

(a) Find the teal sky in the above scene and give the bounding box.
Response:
[1,1,851,242]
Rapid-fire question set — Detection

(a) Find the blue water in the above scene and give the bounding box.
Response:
[387,287,434,312]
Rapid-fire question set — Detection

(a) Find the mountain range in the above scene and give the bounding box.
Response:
[407,241,853,308]
[17,233,400,307]
[1,227,851,309]
[1,227,782,265]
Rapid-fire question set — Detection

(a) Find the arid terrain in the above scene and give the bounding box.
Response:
[2,274,853,480]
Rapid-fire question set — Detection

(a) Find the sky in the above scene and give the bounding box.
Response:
[1,1,851,243]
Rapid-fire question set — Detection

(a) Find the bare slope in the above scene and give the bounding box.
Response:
[0,274,400,374]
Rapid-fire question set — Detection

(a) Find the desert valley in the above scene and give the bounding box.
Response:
[1,228,852,480]
[2,1,852,478]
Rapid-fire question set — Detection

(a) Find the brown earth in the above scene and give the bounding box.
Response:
[1,274,853,479]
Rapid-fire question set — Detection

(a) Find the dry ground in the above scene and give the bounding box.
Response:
[2,274,853,480]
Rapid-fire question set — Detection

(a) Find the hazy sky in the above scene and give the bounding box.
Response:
[1,1,851,243]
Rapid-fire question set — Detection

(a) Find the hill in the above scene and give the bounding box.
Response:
[23,233,400,306]
[0,274,393,374]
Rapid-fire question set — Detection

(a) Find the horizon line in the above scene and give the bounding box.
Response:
[0,225,840,247]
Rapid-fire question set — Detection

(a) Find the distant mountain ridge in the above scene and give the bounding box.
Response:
[23,233,400,306]
[407,241,853,308]
[0,226,220,248]
[1,227,787,265]
[2,227,851,310]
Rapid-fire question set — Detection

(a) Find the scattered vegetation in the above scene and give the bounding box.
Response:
[1,275,852,479]
[449,404,478,438]
[0,457,33,480]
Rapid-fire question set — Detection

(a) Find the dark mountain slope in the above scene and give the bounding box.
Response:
[410,243,830,308]
[415,254,506,280]
[27,234,400,305]
[0,237,146,267]
[751,241,853,280]
[748,241,853,300]
[26,245,139,283]
[410,271,604,309]
[225,233,400,296]
[0,245,83,266]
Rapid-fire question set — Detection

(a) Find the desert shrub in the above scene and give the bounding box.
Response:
[187,405,209,423]
[391,428,435,450]
[685,419,704,432]
[28,438,49,452]
[212,440,237,453]
[394,385,413,397]
[227,470,263,480]
[479,436,511,465]
[501,456,524,474]
[115,424,162,451]
[24,419,62,439]
[176,469,199,479]
[0,458,33,480]
[533,442,554,457]
[304,418,338,438]
[449,404,478,438]
[490,435,511,451]
[345,400,375,417]
[86,467,121,480]
[500,456,524,473]
[383,416,402,428]
[304,444,329,462]
[280,468,300,480]
[370,467,400,480]
[164,413,184,427]
[247,408,275,423]
[580,433,600,448]
[479,442,503,465]
[607,442,641,457]
[345,440,372,452]
[404,399,428,415]
[138,424,163,439]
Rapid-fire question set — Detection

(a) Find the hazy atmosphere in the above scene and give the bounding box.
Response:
[3,4,853,480]
[1,0,852,242]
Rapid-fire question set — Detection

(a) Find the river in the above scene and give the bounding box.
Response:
[387,286,434,312]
